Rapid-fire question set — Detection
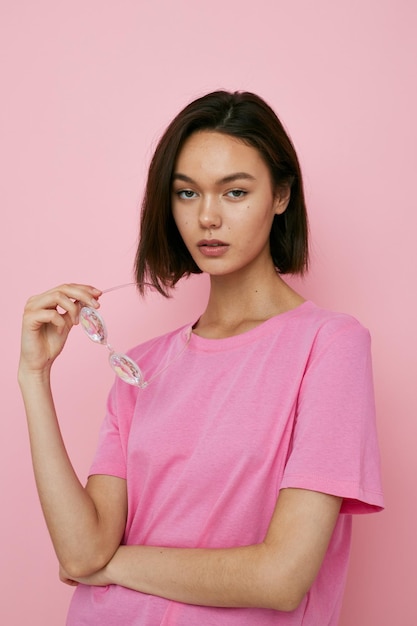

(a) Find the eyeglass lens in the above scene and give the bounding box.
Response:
[80,306,146,387]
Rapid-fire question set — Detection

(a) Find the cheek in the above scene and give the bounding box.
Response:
[178,216,190,228]
[172,208,183,228]
[234,201,274,229]
[174,215,191,242]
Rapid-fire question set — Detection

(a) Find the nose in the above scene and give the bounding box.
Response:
[199,195,222,230]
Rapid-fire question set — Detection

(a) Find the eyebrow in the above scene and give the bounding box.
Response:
[172,172,256,185]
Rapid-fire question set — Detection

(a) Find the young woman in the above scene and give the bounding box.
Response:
[19,91,384,625]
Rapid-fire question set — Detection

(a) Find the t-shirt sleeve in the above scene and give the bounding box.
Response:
[281,317,384,514]
[88,379,134,480]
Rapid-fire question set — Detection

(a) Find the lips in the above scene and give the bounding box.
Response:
[197,239,229,257]
[197,239,227,247]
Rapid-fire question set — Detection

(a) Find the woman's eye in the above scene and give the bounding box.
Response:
[227,189,247,199]
[177,190,197,199]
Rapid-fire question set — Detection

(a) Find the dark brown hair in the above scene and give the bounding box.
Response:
[135,90,309,295]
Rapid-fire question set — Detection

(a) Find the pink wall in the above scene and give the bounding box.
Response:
[2,1,416,623]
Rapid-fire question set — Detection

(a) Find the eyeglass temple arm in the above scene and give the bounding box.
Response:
[101,282,156,295]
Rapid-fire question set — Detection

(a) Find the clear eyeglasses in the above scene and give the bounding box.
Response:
[79,283,191,389]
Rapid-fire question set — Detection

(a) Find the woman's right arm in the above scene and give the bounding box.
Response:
[18,284,127,578]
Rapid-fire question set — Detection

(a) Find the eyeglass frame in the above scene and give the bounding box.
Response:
[79,283,191,389]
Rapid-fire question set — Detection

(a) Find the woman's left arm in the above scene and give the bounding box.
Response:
[69,487,342,612]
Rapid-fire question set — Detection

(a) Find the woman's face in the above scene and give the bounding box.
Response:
[171,131,289,279]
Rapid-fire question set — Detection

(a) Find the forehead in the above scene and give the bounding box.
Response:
[174,131,268,178]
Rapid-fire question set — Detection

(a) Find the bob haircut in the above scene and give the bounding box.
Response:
[135,90,309,295]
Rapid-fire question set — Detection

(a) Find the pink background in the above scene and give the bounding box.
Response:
[1,1,416,624]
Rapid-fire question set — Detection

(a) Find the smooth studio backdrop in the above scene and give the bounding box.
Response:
[1,1,416,624]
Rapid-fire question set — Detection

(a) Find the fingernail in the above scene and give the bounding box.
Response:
[90,298,99,308]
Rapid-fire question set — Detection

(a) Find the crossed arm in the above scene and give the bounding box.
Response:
[62,476,341,612]
[21,370,341,612]
[19,283,342,614]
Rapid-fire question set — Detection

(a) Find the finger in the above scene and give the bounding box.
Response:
[23,307,69,334]
[23,302,83,341]
[25,285,102,326]
[29,284,102,310]
[53,283,102,307]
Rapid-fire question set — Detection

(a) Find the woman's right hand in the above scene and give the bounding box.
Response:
[19,283,102,379]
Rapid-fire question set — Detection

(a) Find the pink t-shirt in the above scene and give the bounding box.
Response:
[67,301,384,625]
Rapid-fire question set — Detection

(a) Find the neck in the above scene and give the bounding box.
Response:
[194,266,305,339]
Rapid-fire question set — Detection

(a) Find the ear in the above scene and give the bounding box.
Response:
[273,185,291,215]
